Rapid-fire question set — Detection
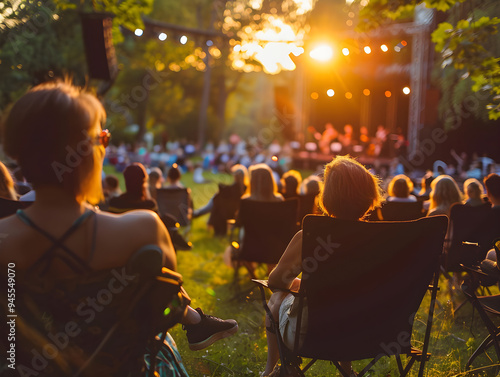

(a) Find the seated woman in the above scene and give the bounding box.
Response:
[148,167,164,200]
[463,178,486,207]
[242,163,284,202]
[0,81,237,375]
[262,155,383,377]
[280,169,302,199]
[386,174,417,202]
[108,162,157,212]
[427,175,463,217]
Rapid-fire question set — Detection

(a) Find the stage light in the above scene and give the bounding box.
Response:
[342,48,350,56]
[363,89,370,96]
[403,87,411,95]
[158,33,167,41]
[364,46,371,54]
[327,89,335,97]
[380,44,388,52]
[401,40,408,46]
[180,35,188,44]
[394,46,401,52]
[234,45,241,52]
[206,40,213,46]
[134,29,143,37]
[346,20,353,26]
[345,92,353,99]
[311,92,319,100]
[385,91,392,98]
[309,45,334,62]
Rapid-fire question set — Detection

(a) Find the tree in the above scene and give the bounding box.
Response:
[354,0,500,123]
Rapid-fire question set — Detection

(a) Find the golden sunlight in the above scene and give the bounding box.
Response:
[309,44,334,62]
[225,0,316,74]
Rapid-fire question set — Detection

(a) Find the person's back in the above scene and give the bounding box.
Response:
[0,81,236,376]
[242,163,283,202]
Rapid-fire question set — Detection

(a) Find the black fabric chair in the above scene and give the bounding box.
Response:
[232,199,299,279]
[461,242,500,374]
[0,197,32,219]
[297,194,319,224]
[156,188,192,228]
[0,246,189,376]
[208,183,242,236]
[371,201,424,221]
[255,215,448,377]
[445,204,500,272]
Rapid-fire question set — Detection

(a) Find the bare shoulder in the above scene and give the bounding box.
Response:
[96,209,176,270]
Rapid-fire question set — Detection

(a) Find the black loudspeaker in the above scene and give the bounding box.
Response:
[80,12,118,81]
[274,86,296,140]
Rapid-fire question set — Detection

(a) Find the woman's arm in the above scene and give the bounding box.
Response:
[268,230,303,290]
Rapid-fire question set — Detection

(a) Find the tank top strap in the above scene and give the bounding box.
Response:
[16,210,95,276]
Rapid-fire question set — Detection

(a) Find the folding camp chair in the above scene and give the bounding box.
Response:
[156,187,193,228]
[445,204,500,272]
[208,183,242,236]
[460,239,500,373]
[371,201,424,221]
[0,197,32,219]
[232,198,299,281]
[1,246,189,376]
[297,194,319,224]
[255,215,448,377]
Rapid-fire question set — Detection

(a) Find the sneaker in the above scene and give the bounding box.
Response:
[183,308,238,351]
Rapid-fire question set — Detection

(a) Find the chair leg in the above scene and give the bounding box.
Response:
[331,361,351,377]
[466,332,500,369]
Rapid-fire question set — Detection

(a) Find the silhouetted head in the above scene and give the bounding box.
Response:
[484,173,500,205]
[320,155,382,220]
[3,80,106,204]
[388,174,413,198]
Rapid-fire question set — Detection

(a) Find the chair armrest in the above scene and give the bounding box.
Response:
[251,279,300,296]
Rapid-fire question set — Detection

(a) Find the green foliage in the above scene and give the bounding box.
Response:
[431,15,500,120]
[53,0,154,43]
[0,0,86,108]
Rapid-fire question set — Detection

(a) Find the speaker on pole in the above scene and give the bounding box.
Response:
[80,12,118,81]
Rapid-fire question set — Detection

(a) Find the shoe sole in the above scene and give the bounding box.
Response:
[188,324,238,351]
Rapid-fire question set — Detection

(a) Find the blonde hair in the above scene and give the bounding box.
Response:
[320,155,383,220]
[429,175,463,214]
[3,80,105,204]
[387,174,414,198]
[0,161,17,200]
[247,163,281,201]
[231,164,249,196]
[463,178,484,200]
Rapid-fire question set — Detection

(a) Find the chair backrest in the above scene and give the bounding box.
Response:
[378,201,424,221]
[299,215,448,361]
[208,183,241,236]
[297,194,319,223]
[238,198,299,264]
[2,247,186,376]
[156,188,191,227]
[446,203,500,271]
[0,197,32,219]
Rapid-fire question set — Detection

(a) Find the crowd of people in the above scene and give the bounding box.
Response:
[1,81,500,376]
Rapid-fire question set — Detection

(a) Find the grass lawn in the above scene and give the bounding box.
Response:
[104,165,500,377]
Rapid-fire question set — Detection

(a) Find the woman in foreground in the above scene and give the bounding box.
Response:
[262,155,383,377]
[0,81,237,375]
